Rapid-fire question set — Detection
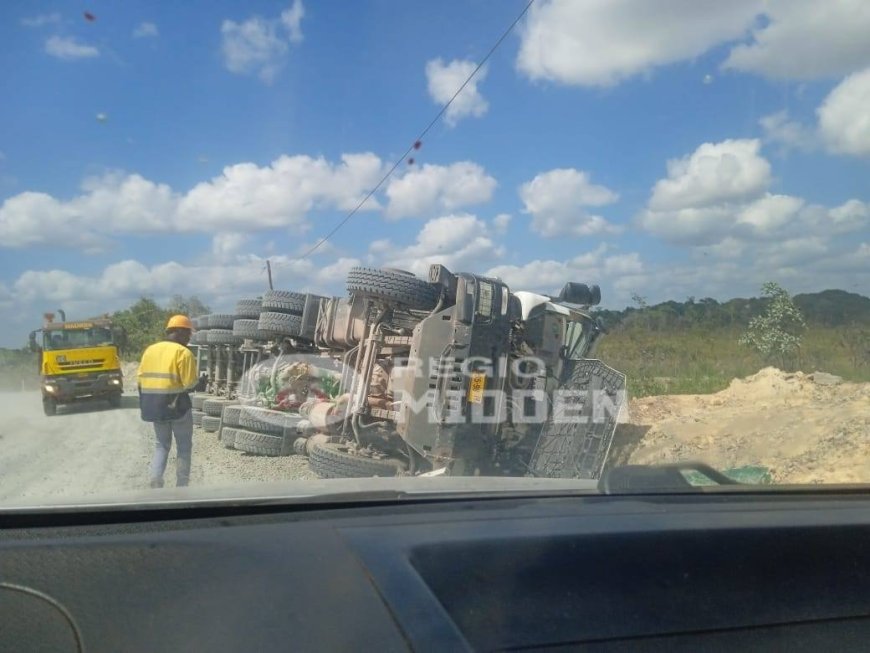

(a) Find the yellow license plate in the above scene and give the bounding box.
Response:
[468,373,486,404]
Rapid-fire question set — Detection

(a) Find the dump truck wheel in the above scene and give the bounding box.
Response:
[43,398,57,417]
[293,437,309,456]
[191,393,210,411]
[262,290,306,315]
[207,329,243,345]
[257,311,303,337]
[207,313,235,329]
[346,267,438,310]
[192,410,204,426]
[201,415,221,433]
[238,406,301,436]
[234,298,263,319]
[221,404,242,428]
[308,441,406,478]
[202,398,234,417]
[231,428,292,456]
[220,426,237,449]
[232,319,267,340]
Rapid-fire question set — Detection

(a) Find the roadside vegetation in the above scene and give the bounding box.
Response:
[2,288,867,397]
[597,287,870,397]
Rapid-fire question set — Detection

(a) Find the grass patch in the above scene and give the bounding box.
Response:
[597,326,870,398]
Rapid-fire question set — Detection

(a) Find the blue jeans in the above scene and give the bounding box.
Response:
[150,409,193,487]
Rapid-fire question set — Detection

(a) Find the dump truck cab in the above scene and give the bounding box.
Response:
[30,315,125,416]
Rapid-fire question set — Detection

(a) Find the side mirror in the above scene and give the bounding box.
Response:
[28,331,42,353]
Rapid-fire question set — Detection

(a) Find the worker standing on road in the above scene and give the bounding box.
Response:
[138,315,198,488]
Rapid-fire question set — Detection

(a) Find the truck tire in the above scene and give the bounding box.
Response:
[192,410,204,426]
[308,441,406,478]
[192,315,208,330]
[262,290,306,315]
[192,393,209,411]
[43,397,58,417]
[257,312,302,337]
[201,415,221,433]
[202,398,234,417]
[221,404,242,428]
[232,428,293,456]
[207,329,243,345]
[234,298,263,319]
[208,313,235,329]
[232,319,270,340]
[238,406,301,436]
[220,426,238,449]
[346,267,438,310]
[190,331,205,345]
[293,437,309,456]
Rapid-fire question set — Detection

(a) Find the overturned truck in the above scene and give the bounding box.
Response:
[243,265,626,479]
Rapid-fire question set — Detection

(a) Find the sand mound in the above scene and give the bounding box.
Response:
[612,368,869,485]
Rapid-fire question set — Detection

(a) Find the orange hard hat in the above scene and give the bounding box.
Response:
[166,315,193,330]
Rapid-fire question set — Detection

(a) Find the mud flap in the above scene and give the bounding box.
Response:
[529,359,626,479]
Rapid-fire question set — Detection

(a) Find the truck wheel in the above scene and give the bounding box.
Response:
[257,312,302,337]
[201,416,221,433]
[262,290,306,315]
[207,329,243,345]
[221,405,242,428]
[43,398,57,417]
[231,428,293,456]
[346,267,438,310]
[107,393,122,408]
[232,319,271,341]
[238,406,301,436]
[308,441,406,478]
[220,426,238,449]
[207,313,236,329]
[191,393,209,411]
[192,410,205,426]
[234,298,263,319]
[202,398,234,417]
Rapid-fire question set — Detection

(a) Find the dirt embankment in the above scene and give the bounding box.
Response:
[611,367,870,484]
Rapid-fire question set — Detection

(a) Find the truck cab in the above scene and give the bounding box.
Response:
[30,317,125,416]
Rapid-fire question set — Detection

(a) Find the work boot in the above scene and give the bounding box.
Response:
[149,478,164,489]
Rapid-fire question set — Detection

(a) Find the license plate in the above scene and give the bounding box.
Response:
[468,373,486,404]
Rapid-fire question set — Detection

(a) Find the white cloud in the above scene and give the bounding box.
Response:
[493,213,512,234]
[384,162,496,219]
[759,110,816,151]
[212,232,248,259]
[648,139,770,212]
[133,22,159,38]
[0,153,385,248]
[221,0,304,83]
[487,246,643,297]
[425,58,488,126]
[817,67,870,157]
[370,214,503,277]
[21,13,61,27]
[516,0,759,87]
[722,0,870,80]
[280,0,305,44]
[45,36,99,60]
[519,168,620,237]
[640,138,869,246]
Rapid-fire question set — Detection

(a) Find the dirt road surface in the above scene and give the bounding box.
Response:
[0,391,315,505]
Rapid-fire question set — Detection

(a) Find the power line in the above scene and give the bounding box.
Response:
[294,0,535,262]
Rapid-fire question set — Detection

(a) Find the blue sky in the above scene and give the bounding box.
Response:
[1,0,868,347]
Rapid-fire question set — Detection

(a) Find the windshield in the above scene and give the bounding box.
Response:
[1,0,868,509]
[43,327,114,351]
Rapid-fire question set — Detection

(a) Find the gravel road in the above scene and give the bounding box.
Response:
[0,391,315,505]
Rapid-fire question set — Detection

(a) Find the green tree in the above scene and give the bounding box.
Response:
[739,282,807,370]
[112,298,171,357]
[167,295,210,318]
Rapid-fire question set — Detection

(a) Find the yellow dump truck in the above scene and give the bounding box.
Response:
[29,313,126,416]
